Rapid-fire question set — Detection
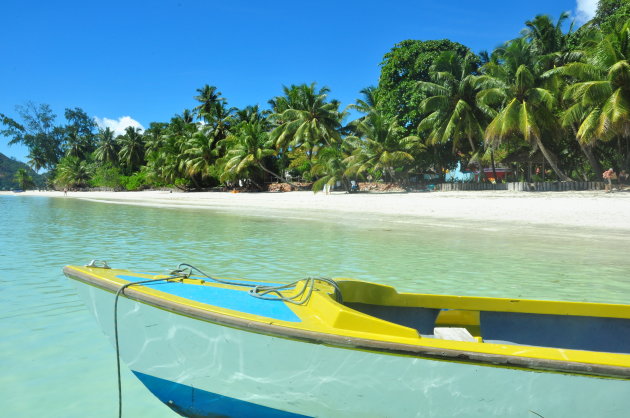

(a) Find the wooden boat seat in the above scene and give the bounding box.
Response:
[433,327,477,342]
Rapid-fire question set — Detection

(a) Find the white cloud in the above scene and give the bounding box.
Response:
[575,0,597,23]
[94,116,144,136]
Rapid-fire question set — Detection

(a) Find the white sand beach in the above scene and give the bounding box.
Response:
[4,189,630,232]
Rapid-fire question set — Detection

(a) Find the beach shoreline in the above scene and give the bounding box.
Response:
[3,189,630,232]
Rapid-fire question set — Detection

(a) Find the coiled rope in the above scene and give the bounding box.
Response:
[113,263,341,417]
[174,263,343,304]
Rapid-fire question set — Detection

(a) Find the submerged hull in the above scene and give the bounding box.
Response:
[66,265,630,417]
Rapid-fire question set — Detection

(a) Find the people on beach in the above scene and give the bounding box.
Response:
[63,187,68,196]
[603,168,615,192]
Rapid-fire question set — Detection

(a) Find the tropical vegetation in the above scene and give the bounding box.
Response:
[1,2,628,191]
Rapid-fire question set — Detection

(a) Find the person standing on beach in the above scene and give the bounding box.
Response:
[603,168,615,192]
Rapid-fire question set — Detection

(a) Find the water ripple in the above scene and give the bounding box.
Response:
[2,194,630,417]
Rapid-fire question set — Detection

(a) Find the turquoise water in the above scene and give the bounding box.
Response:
[1,195,629,417]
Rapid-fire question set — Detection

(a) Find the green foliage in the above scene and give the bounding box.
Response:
[89,164,123,189]
[345,111,420,182]
[94,127,119,165]
[270,83,344,156]
[54,156,92,188]
[417,51,488,157]
[13,168,35,190]
[1,102,64,170]
[117,126,145,174]
[593,0,630,28]
[0,152,44,189]
[62,107,97,159]
[378,39,473,130]
[120,171,147,191]
[287,148,313,180]
[311,146,351,193]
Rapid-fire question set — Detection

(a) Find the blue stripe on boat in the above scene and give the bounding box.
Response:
[344,302,440,335]
[480,311,630,354]
[133,371,310,417]
[117,275,301,323]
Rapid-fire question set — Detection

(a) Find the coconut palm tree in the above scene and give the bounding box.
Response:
[204,101,235,144]
[94,127,119,165]
[345,111,421,183]
[13,168,34,190]
[524,12,574,68]
[220,121,294,188]
[182,128,216,186]
[55,156,91,188]
[417,51,488,157]
[64,128,91,159]
[117,126,145,174]
[270,83,344,158]
[193,85,224,122]
[348,86,380,116]
[233,105,270,126]
[560,19,630,169]
[311,145,352,193]
[27,145,47,173]
[145,132,185,187]
[479,36,572,180]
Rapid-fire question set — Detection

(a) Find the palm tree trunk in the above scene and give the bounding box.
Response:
[257,163,301,190]
[468,135,484,183]
[490,149,498,181]
[189,174,201,189]
[578,141,602,179]
[250,179,265,191]
[535,138,571,181]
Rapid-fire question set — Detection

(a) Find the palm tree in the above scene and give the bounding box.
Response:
[117,126,145,173]
[55,156,91,188]
[27,145,47,173]
[204,101,235,144]
[193,85,224,122]
[179,109,195,124]
[345,111,421,183]
[270,83,344,158]
[524,12,573,68]
[13,168,34,190]
[311,145,352,193]
[182,128,216,186]
[560,19,630,169]
[479,37,571,180]
[64,128,91,159]
[348,86,380,116]
[145,131,185,187]
[220,121,295,188]
[417,51,488,158]
[233,105,270,126]
[94,128,119,165]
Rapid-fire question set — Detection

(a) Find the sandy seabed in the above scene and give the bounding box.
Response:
[4,189,630,234]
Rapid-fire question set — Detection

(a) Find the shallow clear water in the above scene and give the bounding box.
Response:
[1,195,629,417]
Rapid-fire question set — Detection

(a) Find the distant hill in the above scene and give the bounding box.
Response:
[0,153,45,190]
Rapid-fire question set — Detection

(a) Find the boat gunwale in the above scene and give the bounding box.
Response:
[63,266,630,380]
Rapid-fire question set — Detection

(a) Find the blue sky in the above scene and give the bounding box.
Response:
[1,0,596,163]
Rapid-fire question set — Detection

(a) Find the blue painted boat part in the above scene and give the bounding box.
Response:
[133,371,309,418]
[344,302,440,334]
[117,275,301,323]
[480,311,630,354]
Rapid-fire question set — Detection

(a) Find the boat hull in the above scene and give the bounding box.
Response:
[74,281,630,418]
